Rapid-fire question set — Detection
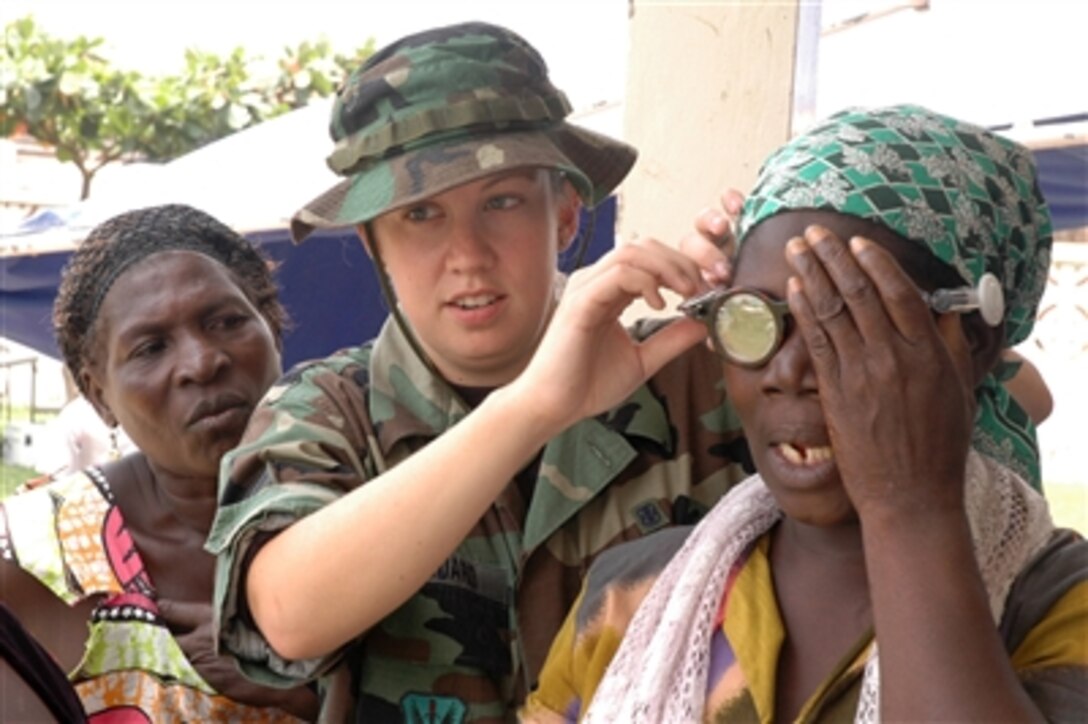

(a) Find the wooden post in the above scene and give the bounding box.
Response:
[620,0,801,247]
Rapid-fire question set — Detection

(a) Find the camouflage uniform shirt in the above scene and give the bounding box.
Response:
[208,318,750,723]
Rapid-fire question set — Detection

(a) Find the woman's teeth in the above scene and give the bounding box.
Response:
[455,295,496,309]
[778,442,834,466]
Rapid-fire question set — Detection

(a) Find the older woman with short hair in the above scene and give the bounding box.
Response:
[0,204,316,721]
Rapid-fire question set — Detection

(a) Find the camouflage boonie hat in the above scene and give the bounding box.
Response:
[291,22,637,242]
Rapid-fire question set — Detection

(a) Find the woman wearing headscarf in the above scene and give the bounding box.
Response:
[0,205,317,720]
[523,105,1087,722]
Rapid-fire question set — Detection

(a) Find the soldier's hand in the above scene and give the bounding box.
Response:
[518,238,706,428]
[680,188,745,286]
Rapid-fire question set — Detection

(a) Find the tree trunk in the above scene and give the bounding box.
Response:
[79,167,95,200]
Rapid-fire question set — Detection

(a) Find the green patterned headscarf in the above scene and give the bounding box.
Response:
[737,104,1053,488]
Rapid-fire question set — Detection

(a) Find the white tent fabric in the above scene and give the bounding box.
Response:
[83,98,339,233]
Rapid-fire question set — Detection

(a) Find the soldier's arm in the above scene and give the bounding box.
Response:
[233,241,709,662]
[244,379,569,660]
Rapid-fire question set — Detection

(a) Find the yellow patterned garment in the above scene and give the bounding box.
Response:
[0,470,303,723]
[523,526,1088,723]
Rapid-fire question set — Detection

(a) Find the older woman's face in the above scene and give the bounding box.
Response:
[83,251,282,479]
[723,210,957,527]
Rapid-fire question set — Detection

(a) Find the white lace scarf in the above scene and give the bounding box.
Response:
[582,451,1053,724]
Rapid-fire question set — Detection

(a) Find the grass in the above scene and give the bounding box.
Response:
[1,407,55,498]
[1046,481,1087,536]
[0,461,40,499]
[0,403,58,426]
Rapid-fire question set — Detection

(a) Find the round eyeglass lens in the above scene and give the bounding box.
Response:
[715,293,779,364]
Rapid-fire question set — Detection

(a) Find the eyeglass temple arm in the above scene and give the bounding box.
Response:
[677,288,726,320]
[919,273,1004,327]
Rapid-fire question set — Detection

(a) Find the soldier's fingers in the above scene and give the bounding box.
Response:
[678,231,731,287]
[694,206,732,242]
[719,188,745,218]
[609,239,704,298]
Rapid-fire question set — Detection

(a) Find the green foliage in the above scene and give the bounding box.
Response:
[0,16,373,199]
[0,462,39,499]
[273,38,376,109]
[1,16,141,197]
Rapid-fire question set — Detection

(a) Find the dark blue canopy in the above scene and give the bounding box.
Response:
[3,138,1085,364]
[0,201,617,368]
[1035,144,1088,232]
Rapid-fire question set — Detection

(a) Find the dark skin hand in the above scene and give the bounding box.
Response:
[0,562,99,672]
[156,598,317,718]
[785,226,977,516]
[1,455,317,722]
[109,455,319,721]
[784,224,1042,722]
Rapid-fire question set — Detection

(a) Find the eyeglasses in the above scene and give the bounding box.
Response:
[678,288,791,368]
[679,273,1003,368]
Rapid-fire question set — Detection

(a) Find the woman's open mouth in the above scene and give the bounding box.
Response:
[452,293,499,310]
[764,438,839,491]
[777,442,834,466]
[447,291,505,325]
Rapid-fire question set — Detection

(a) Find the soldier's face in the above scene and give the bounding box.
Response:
[366,168,581,387]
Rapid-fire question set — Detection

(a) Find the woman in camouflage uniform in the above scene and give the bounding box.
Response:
[208,21,751,722]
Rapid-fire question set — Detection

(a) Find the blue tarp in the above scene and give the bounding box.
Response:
[0,200,617,368]
[0,248,69,359]
[1035,145,1088,232]
[2,139,1084,364]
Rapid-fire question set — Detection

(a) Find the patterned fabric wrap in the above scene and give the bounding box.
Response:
[522,512,1088,722]
[208,317,750,722]
[736,104,1054,487]
[0,471,304,723]
[573,453,1055,723]
[291,21,636,241]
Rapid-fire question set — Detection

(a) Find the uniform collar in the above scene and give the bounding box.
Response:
[368,318,471,453]
[368,318,676,552]
[368,319,676,457]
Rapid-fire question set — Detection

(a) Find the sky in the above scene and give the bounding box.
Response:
[0,0,631,112]
[813,0,1088,130]
[5,0,1086,131]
